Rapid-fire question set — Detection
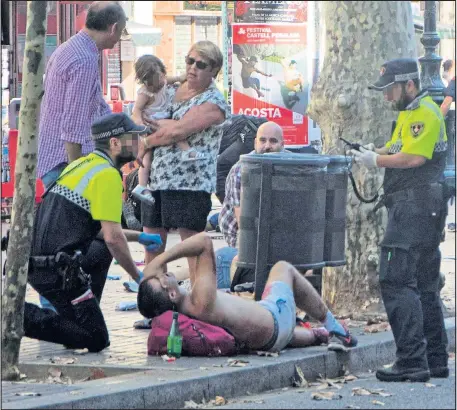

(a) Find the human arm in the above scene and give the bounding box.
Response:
[142,102,225,147]
[131,92,151,125]
[61,60,102,161]
[100,221,141,282]
[144,233,216,314]
[167,73,187,84]
[441,96,453,117]
[255,67,272,77]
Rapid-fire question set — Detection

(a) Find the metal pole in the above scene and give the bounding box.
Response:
[418,1,445,104]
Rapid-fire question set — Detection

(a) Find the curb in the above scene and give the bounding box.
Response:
[3,317,455,410]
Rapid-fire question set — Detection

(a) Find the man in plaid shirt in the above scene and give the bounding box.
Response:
[36,1,126,311]
[37,1,126,188]
[219,122,286,287]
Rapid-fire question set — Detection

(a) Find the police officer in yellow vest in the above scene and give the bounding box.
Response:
[24,113,161,352]
[352,58,449,382]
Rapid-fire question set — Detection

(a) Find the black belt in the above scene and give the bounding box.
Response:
[373,183,444,213]
[29,251,82,269]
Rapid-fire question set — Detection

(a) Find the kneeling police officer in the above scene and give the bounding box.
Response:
[24,113,158,352]
[352,58,449,382]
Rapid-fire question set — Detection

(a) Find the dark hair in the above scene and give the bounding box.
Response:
[137,279,174,319]
[85,1,126,32]
[94,138,111,151]
[443,59,454,72]
[135,55,166,84]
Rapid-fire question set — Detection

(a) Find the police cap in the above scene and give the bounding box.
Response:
[368,58,419,91]
[91,113,148,141]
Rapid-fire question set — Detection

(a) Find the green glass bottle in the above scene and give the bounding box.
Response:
[167,312,182,358]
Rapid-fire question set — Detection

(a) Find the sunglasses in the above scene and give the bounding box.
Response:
[185,56,211,70]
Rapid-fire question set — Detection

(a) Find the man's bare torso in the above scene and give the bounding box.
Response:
[183,291,275,350]
[241,64,255,79]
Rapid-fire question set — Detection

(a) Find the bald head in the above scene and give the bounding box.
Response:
[85,1,126,50]
[255,121,284,154]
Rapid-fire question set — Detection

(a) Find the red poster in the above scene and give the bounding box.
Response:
[232,23,309,145]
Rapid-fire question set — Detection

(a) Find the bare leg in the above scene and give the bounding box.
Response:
[178,228,200,284]
[267,261,327,322]
[143,227,168,265]
[288,326,316,347]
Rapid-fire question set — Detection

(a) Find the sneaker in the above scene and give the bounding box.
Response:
[327,322,358,352]
[181,149,206,162]
[131,185,155,205]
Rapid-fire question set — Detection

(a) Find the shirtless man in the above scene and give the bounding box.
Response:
[283,59,304,93]
[237,55,272,98]
[138,232,358,352]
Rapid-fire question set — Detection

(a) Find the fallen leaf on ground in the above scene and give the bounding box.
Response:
[311,391,342,401]
[352,387,372,396]
[345,406,361,409]
[257,351,279,357]
[50,357,76,364]
[184,400,201,409]
[292,365,309,388]
[372,400,385,406]
[72,349,88,355]
[344,375,358,382]
[352,388,392,397]
[425,383,436,388]
[214,396,226,406]
[48,368,62,378]
[318,377,344,389]
[364,323,391,333]
[227,359,249,367]
[15,392,42,397]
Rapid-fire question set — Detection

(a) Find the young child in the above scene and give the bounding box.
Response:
[131,55,205,203]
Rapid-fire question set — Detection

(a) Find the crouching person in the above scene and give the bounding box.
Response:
[24,113,153,352]
[138,233,358,353]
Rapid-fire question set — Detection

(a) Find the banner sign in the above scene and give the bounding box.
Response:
[232,23,310,145]
[234,1,307,23]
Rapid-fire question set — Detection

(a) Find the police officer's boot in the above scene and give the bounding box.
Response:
[376,363,430,382]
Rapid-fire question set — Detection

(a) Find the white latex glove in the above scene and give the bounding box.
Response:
[350,147,379,169]
[363,143,376,151]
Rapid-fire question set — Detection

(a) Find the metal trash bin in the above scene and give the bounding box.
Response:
[237,152,329,300]
[323,155,350,266]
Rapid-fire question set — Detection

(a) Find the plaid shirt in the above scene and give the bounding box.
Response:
[219,151,255,247]
[37,31,111,178]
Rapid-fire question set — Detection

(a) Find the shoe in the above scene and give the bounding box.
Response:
[133,318,152,329]
[430,366,449,378]
[447,223,456,232]
[376,364,430,382]
[327,322,358,352]
[131,185,155,205]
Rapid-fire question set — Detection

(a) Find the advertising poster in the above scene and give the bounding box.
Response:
[234,1,307,23]
[232,23,310,145]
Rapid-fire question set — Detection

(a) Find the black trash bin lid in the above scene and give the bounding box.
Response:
[240,152,330,168]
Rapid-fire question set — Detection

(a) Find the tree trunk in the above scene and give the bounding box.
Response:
[307,1,417,319]
[1,1,47,381]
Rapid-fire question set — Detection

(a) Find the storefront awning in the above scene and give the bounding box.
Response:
[413,15,455,39]
[124,20,162,46]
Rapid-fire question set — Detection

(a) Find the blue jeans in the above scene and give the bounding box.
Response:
[39,162,68,312]
[215,247,238,289]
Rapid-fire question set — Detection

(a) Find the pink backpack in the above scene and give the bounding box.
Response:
[147,311,238,357]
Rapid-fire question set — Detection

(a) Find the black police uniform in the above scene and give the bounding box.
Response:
[369,59,449,378]
[24,113,147,352]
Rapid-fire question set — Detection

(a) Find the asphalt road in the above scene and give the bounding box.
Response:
[204,359,456,409]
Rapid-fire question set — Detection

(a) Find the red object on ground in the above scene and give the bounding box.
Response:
[1,129,45,203]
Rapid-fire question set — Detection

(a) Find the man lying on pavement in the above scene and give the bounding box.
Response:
[137,232,358,352]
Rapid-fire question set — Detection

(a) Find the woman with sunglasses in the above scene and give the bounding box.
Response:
[139,40,231,286]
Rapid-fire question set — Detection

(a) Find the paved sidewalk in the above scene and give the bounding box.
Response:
[1,213,455,409]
